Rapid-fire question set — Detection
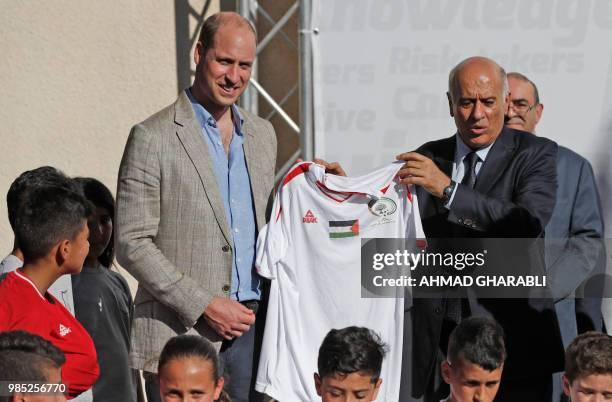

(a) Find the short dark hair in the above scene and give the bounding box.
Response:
[14,185,90,262]
[0,330,65,381]
[6,166,75,230]
[74,177,115,268]
[507,71,540,104]
[158,335,229,402]
[447,316,506,371]
[198,12,256,56]
[317,326,388,383]
[565,331,612,383]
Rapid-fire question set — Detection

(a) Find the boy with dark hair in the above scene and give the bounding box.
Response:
[562,331,612,401]
[3,166,74,268]
[314,326,388,402]
[0,330,66,402]
[441,317,506,402]
[0,185,99,400]
[2,166,76,313]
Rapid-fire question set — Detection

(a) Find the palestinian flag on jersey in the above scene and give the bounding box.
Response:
[329,220,359,238]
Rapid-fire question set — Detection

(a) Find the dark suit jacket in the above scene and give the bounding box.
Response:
[409,127,564,397]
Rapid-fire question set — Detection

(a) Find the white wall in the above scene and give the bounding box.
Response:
[0,0,217,290]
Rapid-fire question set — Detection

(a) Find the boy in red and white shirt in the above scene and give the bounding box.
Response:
[0,183,99,399]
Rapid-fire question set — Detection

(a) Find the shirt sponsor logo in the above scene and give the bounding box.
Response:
[59,324,71,337]
[368,197,397,217]
[329,220,359,238]
[303,210,318,223]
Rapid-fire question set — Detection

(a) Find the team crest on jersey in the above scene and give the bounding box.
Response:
[368,197,397,217]
[303,210,318,223]
[59,324,71,337]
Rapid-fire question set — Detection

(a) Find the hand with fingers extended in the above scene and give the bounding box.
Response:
[396,151,451,198]
[297,158,347,176]
[203,296,256,340]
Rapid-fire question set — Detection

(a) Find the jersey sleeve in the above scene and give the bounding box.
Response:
[256,183,291,279]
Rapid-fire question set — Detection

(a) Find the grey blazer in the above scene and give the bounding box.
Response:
[115,91,277,372]
[545,146,605,338]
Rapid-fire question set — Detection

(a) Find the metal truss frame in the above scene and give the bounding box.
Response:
[239,0,313,181]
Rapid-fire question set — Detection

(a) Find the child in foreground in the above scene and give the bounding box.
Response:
[441,316,506,402]
[157,335,229,402]
[2,166,77,313]
[0,184,99,399]
[0,330,67,402]
[315,326,388,402]
[562,331,612,402]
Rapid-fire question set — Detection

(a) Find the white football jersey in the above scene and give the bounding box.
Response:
[255,161,425,401]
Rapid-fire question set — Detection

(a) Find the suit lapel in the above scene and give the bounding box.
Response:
[475,128,516,194]
[173,92,232,244]
[241,111,266,231]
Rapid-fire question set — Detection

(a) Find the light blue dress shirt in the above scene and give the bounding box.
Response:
[187,89,260,301]
[445,133,494,208]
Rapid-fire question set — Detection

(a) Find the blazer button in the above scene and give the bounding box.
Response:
[222,285,230,292]
[434,307,443,315]
[222,245,230,252]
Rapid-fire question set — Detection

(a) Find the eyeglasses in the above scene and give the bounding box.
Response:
[509,100,538,115]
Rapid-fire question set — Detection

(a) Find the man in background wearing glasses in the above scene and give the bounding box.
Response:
[506,72,606,402]
[505,73,544,134]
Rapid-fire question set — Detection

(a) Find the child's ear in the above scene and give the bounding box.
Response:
[561,374,572,397]
[213,376,225,400]
[441,361,452,384]
[371,378,383,400]
[314,373,322,396]
[55,239,71,265]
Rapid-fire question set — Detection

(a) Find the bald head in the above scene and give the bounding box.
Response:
[448,57,508,102]
[198,12,256,55]
[446,57,510,149]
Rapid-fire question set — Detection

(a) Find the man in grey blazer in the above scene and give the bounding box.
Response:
[506,72,606,401]
[115,12,276,402]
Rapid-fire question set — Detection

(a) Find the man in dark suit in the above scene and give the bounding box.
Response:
[397,57,563,402]
[506,72,605,402]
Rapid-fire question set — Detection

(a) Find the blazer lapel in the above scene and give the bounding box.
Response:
[173,92,232,244]
[475,128,516,194]
[241,111,267,231]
